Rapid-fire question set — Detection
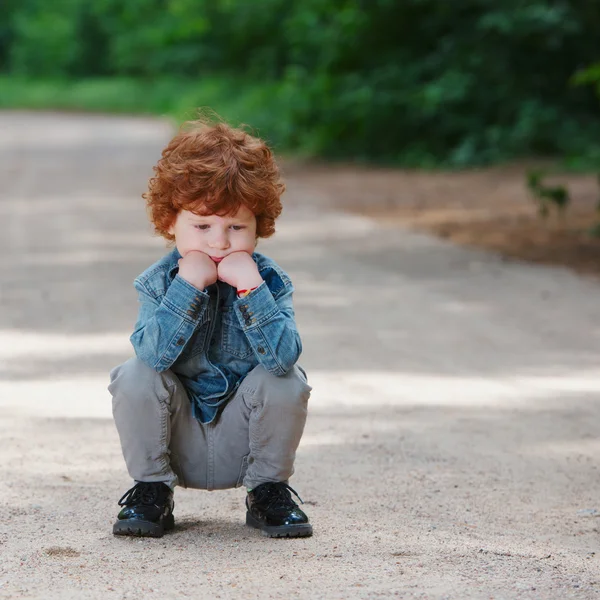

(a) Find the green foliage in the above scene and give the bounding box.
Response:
[572,62,600,96]
[526,170,570,218]
[9,0,82,76]
[537,54,600,234]
[3,0,600,165]
[0,76,286,130]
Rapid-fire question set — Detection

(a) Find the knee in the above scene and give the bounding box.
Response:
[110,357,154,392]
[109,358,167,410]
[246,364,311,409]
[284,365,312,402]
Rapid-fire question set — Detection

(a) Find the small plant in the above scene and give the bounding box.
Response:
[592,174,600,238]
[572,64,600,237]
[526,170,570,219]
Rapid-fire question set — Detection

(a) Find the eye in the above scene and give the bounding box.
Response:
[230,225,245,231]
[194,224,210,230]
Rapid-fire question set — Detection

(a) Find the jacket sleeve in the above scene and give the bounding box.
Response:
[130,275,210,372]
[233,280,302,376]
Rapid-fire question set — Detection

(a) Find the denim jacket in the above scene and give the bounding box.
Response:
[130,248,302,423]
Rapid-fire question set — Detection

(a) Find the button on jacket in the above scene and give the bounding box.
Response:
[129,248,302,423]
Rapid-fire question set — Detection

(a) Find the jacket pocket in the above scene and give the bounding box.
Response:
[179,317,211,361]
[221,308,253,359]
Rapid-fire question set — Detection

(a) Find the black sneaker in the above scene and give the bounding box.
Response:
[245,482,313,538]
[113,482,175,538]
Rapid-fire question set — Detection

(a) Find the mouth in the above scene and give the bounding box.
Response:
[210,256,224,263]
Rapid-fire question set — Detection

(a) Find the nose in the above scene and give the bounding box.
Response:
[208,228,230,250]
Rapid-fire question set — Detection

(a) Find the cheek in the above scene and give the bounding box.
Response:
[177,229,205,252]
[242,233,257,250]
[246,224,258,245]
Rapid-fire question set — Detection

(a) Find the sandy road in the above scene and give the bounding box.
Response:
[2,112,600,599]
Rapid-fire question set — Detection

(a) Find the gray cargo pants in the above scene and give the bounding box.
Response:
[109,358,311,491]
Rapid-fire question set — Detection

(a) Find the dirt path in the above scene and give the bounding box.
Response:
[282,161,600,278]
[2,112,600,599]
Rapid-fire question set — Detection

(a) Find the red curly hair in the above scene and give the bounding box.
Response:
[144,118,285,242]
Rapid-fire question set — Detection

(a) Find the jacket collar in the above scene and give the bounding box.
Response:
[166,247,182,280]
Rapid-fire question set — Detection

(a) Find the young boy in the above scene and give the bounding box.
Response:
[108,118,312,538]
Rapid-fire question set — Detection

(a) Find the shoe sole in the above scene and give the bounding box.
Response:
[113,513,175,538]
[245,512,313,538]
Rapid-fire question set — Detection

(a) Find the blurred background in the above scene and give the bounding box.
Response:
[2,0,600,268]
[2,0,600,165]
[4,5,600,596]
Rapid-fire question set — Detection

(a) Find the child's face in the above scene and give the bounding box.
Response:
[168,204,258,262]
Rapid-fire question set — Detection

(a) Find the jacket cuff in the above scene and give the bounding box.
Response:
[162,275,210,324]
[233,282,277,329]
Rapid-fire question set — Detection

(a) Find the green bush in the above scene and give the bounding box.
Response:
[3,0,600,166]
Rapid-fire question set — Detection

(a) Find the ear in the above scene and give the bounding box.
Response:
[167,212,178,236]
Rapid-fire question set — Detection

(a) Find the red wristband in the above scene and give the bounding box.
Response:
[237,287,257,298]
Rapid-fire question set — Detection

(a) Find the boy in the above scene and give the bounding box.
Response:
[108,118,312,538]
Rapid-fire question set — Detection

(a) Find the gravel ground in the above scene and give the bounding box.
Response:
[2,112,600,599]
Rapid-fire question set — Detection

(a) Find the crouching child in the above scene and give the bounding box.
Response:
[108,118,312,538]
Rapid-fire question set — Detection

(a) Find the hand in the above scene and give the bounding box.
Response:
[177,251,218,290]
[217,251,263,291]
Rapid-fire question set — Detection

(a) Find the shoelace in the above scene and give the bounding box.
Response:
[118,482,162,507]
[253,482,304,512]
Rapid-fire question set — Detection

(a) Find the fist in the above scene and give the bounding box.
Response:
[217,251,263,291]
[177,251,218,290]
